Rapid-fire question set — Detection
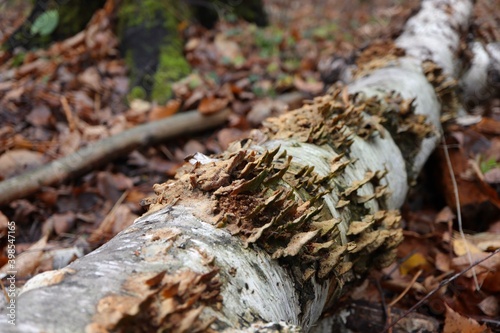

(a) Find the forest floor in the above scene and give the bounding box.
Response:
[0,0,499,331]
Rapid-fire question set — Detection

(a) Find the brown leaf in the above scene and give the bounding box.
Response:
[435,251,452,272]
[198,96,228,115]
[216,128,247,151]
[247,99,288,127]
[3,86,25,103]
[293,75,324,94]
[484,168,500,184]
[112,204,138,235]
[78,67,102,91]
[50,212,76,236]
[214,34,242,62]
[473,117,500,135]
[148,99,181,121]
[26,104,54,127]
[0,149,45,180]
[478,296,499,317]
[0,235,49,278]
[443,303,490,333]
[0,211,8,238]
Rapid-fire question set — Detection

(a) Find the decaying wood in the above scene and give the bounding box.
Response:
[0,0,475,332]
[0,109,229,206]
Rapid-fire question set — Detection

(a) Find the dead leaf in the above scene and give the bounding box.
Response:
[399,252,431,275]
[0,211,8,238]
[49,212,76,236]
[452,236,483,257]
[478,296,499,317]
[247,99,288,126]
[214,34,242,63]
[217,128,247,151]
[453,252,500,273]
[3,85,25,102]
[0,235,49,278]
[443,303,490,333]
[473,118,500,135]
[484,168,500,184]
[111,204,138,235]
[0,149,45,180]
[198,96,228,115]
[293,75,324,94]
[78,66,102,91]
[465,232,500,251]
[435,251,451,272]
[148,99,181,121]
[435,206,455,223]
[26,104,54,127]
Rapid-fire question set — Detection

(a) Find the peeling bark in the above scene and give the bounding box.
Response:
[0,1,474,332]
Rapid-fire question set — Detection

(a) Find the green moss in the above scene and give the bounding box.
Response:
[118,0,167,31]
[128,86,147,101]
[118,0,191,104]
[151,43,191,104]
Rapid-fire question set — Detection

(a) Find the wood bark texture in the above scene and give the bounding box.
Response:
[0,0,474,332]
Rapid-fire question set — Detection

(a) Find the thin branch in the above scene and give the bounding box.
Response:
[0,109,229,206]
[441,138,480,290]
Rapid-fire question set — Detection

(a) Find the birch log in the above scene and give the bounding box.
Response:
[0,0,474,332]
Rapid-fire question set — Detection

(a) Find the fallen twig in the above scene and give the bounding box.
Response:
[0,109,229,206]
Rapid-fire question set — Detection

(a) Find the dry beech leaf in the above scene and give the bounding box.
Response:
[443,303,490,333]
[198,96,228,115]
[478,296,499,317]
[0,149,45,179]
[484,168,500,184]
[293,75,324,94]
[214,34,242,62]
[435,251,451,272]
[148,99,181,121]
[452,237,483,257]
[435,206,455,223]
[49,212,76,236]
[0,211,8,236]
[78,66,101,91]
[0,235,48,278]
[26,104,53,127]
[129,99,152,115]
[466,232,500,251]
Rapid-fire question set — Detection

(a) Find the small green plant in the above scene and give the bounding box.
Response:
[311,23,339,40]
[480,156,500,174]
[31,10,59,37]
[255,27,284,58]
[11,52,25,67]
[128,86,147,101]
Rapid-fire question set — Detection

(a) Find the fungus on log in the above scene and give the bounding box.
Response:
[0,0,474,332]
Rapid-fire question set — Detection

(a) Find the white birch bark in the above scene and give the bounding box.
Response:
[461,41,500,104]
[0,1,474,332]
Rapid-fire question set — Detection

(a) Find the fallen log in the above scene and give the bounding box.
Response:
[0,0,474,332]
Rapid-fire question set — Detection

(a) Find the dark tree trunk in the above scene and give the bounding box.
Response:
[4,0,106,51]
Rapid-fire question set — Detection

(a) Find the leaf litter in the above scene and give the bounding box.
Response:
[0,0,499,331]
